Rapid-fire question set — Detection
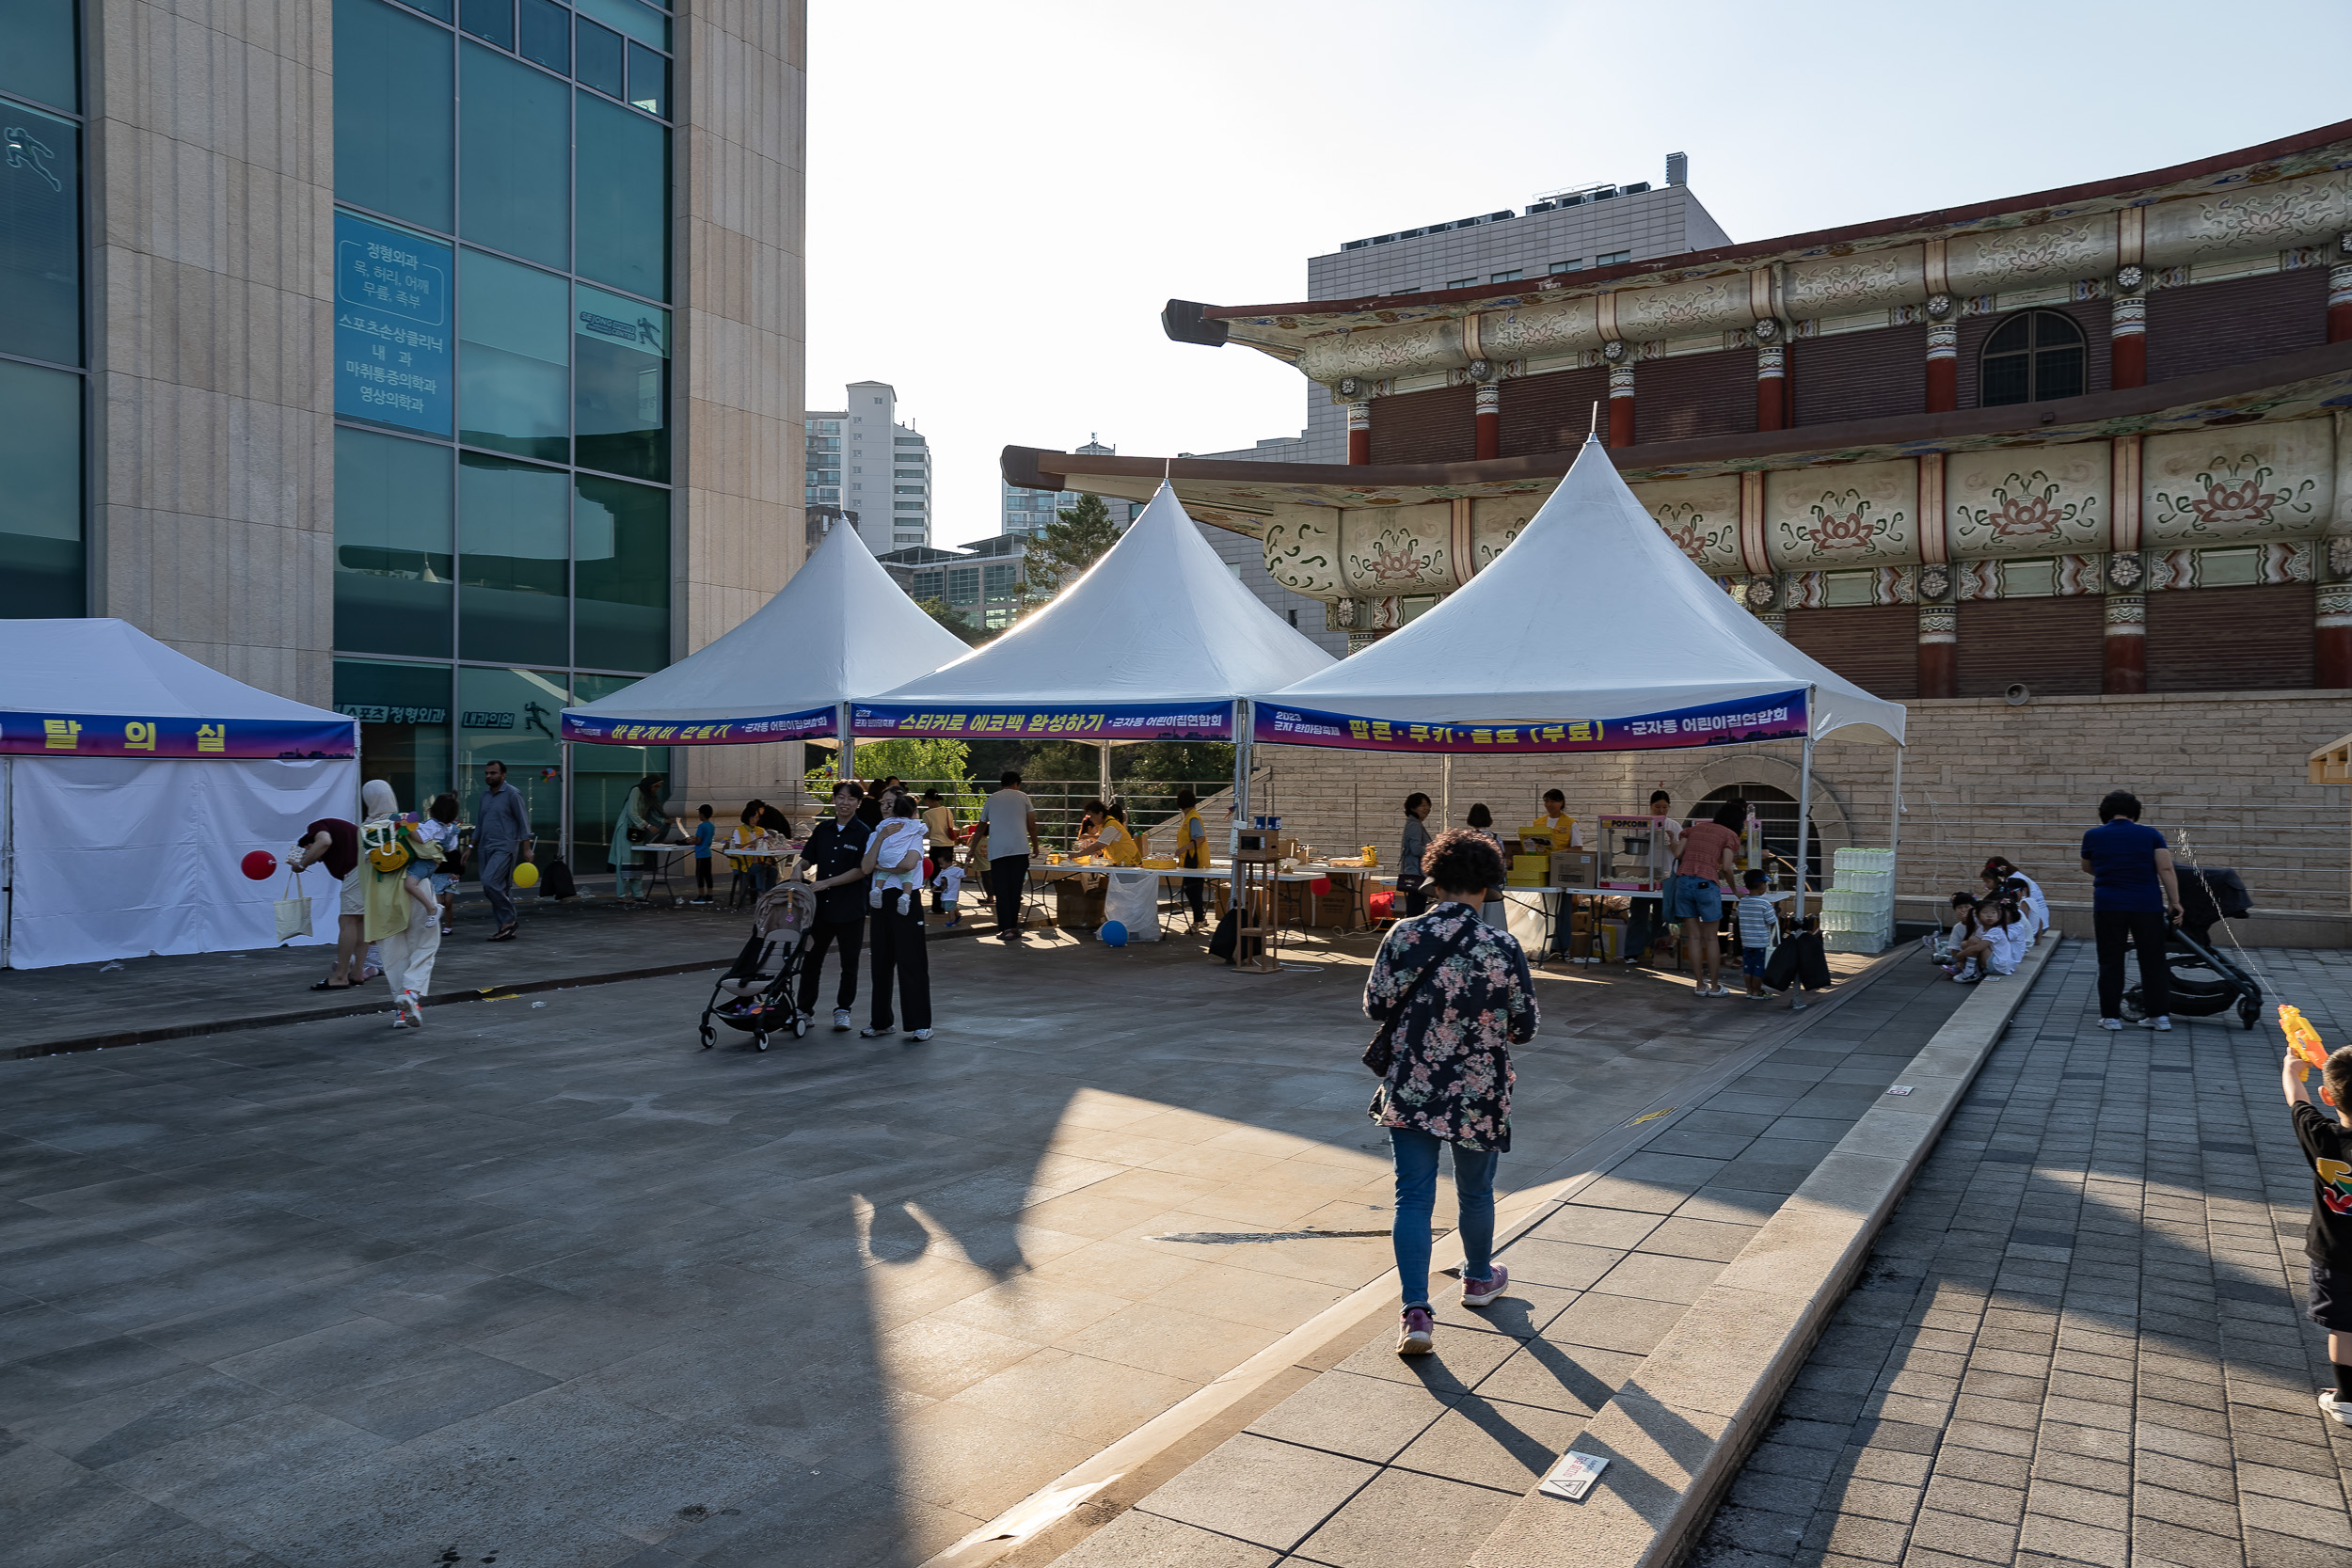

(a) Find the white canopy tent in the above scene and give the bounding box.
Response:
[561,518,973,776]
[1258,436,1910,914]
[860,481,1334,796]
[0,620,358,968]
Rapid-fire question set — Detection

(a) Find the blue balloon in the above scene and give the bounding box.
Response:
[1100,921,1128,947]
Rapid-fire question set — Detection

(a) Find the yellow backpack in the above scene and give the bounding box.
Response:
[363,820,410,874]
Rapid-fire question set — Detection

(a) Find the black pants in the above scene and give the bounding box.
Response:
[1183,869,1206,920]
[868,901,930,1032]
[990,853,1028,933]
[2094,909,2171,1019]
[799,916,864,1014]
[1397,873,1427,918]
[693,858,713,895]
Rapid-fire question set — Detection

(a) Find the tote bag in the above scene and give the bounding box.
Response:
[275,867,313,942]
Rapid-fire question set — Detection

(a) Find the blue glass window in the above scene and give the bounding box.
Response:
[334,0,454,232]
[574,0,661,47]
[568,670,667,858]
[517,0,568,71]
[460,42,569,270]
[336,657,453,811]
[458,249,569,462]
[573,474,667,671]
[626,40,665,117]
[0,103,80,366]
[575,15,624,97]
[0,357,82,617]
[459,0,512,49]
[575,90,667,299]
[573,283,666,481]
[457,666,566,830]
[0,0,78,112]
[458,452,570,664]
[335,428,453,657]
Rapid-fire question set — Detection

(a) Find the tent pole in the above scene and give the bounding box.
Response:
[1230,700,1252,912]
[1888,745,1904,922]
[1793,734,1816,922]
[1441,752,1453,829]
[838,701,855,784]
[1098,739,1111,802]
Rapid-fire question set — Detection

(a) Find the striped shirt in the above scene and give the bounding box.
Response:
[1735,894,1777,949]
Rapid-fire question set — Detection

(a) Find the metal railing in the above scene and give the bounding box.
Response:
[836,778,1238,857]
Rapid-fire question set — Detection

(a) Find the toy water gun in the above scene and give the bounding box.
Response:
[2280,1004,2337,1107]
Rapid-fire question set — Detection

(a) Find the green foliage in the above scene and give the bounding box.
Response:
[1025,493,1123,600]
[913,595,989,648]
[807,736,985,824]
[1117,742,1236,784]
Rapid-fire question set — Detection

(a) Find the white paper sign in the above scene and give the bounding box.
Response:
[1538,1449,1610,1501]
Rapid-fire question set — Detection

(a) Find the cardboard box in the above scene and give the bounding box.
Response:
[1550,850,1599,890]
[1053,879,1104,929]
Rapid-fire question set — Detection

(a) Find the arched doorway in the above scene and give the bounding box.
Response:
[1695,783,1821,893]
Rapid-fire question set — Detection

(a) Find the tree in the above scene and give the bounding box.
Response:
[807,736,972,789]
[1024,493,1122,602]
[913,595,989,648]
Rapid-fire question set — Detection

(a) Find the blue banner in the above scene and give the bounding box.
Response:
[1254,690,1810,752]
[562,705,837,745]
[333,210,452,436]
[0,712,355,759]
[853,702,1235,741]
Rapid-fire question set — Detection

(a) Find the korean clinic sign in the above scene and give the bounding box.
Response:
[852,702,1235,741]
[562,705,837,745]
[1253,690,1811,752]
[576,283,669,357]
[334,210,452,436]
[0,712,357,759]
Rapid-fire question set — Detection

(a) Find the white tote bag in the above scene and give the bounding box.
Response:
[275,866,313,942]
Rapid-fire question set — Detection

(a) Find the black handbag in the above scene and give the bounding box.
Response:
[1362,918,1481,1077]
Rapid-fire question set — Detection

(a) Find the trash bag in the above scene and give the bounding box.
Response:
[1208,908,1239,962]
[1761,930,1832,993]
[1104,869,1162,942]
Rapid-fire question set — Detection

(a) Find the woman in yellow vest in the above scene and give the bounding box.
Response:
[1171,787,1209,927]
[1073,798,1142,866]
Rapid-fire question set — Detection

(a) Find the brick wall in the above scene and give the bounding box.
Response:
[1368,382,1476,465]
[1499,366,1612,456]
[2146,582,2316,691]
[1787,605,1919,699]
[1792,325,1927,426]
[2146,266,2328,383]
[1248,690,2352,933]
[1957,597,2105,697]
[1633,350,1756,442]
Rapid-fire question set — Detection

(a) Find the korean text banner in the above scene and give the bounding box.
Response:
[0,713,357,759]
[854,702,1235,741]
[1254,690,1810,752]
[562,705,837,745]
[333,210,452,436]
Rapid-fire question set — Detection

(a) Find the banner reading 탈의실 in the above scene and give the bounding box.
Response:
[1253,690,1809,752]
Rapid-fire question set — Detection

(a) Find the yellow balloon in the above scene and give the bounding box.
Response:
[512,862,541,888]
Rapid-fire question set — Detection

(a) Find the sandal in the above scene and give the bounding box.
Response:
[309,978,355,991]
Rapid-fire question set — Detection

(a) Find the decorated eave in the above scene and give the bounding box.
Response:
[1004,341,2352,538]
[1160,119,2352,391]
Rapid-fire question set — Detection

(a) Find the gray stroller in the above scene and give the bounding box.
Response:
[698,881,818,1051]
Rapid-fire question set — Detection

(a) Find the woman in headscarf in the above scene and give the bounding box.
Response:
[611,774,667,903]
[360,779,444,1029]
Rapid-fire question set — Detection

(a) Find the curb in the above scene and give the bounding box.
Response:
[911,944,1926,1568]
[1467,936,2063,1568]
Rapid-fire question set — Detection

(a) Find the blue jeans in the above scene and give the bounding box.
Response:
[1390,1126,1500,1310]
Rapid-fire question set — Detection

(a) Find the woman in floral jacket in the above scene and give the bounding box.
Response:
[1365,829,1539,1354]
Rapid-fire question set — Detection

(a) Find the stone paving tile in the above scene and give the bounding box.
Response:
[1692,943,2352,1568]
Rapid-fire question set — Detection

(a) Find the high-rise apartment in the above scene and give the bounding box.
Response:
[806,381,929,556]
[1000,436,1136,537]
[0,0,807,848]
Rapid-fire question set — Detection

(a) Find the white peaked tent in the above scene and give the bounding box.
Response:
[562,518,973,764]
[0,620,359,968]
[861,482,1333,786]
[1260,436,1910,913]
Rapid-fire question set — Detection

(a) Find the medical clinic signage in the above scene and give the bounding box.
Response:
[1254,690,1810,752]
[853,703,1235,741]
[334,210,452,436]
[0,713,356,759]
[562,705,837,745]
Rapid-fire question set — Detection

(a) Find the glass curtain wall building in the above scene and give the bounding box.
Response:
[0,0,86,617]
[330,0,677,861]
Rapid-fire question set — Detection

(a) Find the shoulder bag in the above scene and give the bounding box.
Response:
[1362,914,1483,1078]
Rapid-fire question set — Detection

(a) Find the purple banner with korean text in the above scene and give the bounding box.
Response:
[852,701,1235,741]
[0,713,357,759]
[562,705,838,745]
[1253,690,1810,752]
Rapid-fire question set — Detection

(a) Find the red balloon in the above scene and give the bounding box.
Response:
[241,850,278,881]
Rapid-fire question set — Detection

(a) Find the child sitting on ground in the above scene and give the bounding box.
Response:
[1735,870,1776,997]
[867,798,930,917]
[1942,896,2024,983]
[1923,891,1979,966]
[2282,1041,2352,1426]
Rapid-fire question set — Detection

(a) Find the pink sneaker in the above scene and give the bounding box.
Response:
[1461,1265,1509,1307]
[1396,1307,1435,1355]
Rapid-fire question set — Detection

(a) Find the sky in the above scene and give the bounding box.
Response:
[806,0,2352,549]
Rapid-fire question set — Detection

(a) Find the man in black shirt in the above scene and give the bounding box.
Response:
[796,782,874,1030]
[2285,1042,2352,1425]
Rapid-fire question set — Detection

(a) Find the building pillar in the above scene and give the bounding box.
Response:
[2321,584,2352,689]
[1925,298,1958,413]
[1756,331,1787,432]
[1474,379,1501,460]
[1346,401,1371,465]
[2330,248,2352,343]
[2104,593,2147,693]
[1605,346,1635,447]
[1917,603,1956,699]
[2111,267,2148,390]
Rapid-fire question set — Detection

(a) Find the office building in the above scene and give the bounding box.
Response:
[807,381,929,556]
[882,533,1029,633]
[0,0,807,851]
[1000,437,1136,537]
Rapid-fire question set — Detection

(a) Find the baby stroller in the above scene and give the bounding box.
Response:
[698,881,817,1051]
[2121,924,2263,1030]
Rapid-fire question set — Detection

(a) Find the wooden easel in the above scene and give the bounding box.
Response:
[1232,849,1281,973]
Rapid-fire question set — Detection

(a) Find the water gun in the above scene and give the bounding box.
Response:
[2280,1004,2337,1107]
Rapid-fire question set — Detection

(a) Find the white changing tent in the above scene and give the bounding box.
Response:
[0,620,358,969]
[860,481,1334,788]
[561,517,972,774]
[1258,436,1909,914]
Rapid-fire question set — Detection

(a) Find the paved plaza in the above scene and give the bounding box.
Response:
[4,917,1893,1568]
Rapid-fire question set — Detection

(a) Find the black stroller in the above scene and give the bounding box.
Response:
[2120,867,2262,1030]
[698,881,818,1051]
